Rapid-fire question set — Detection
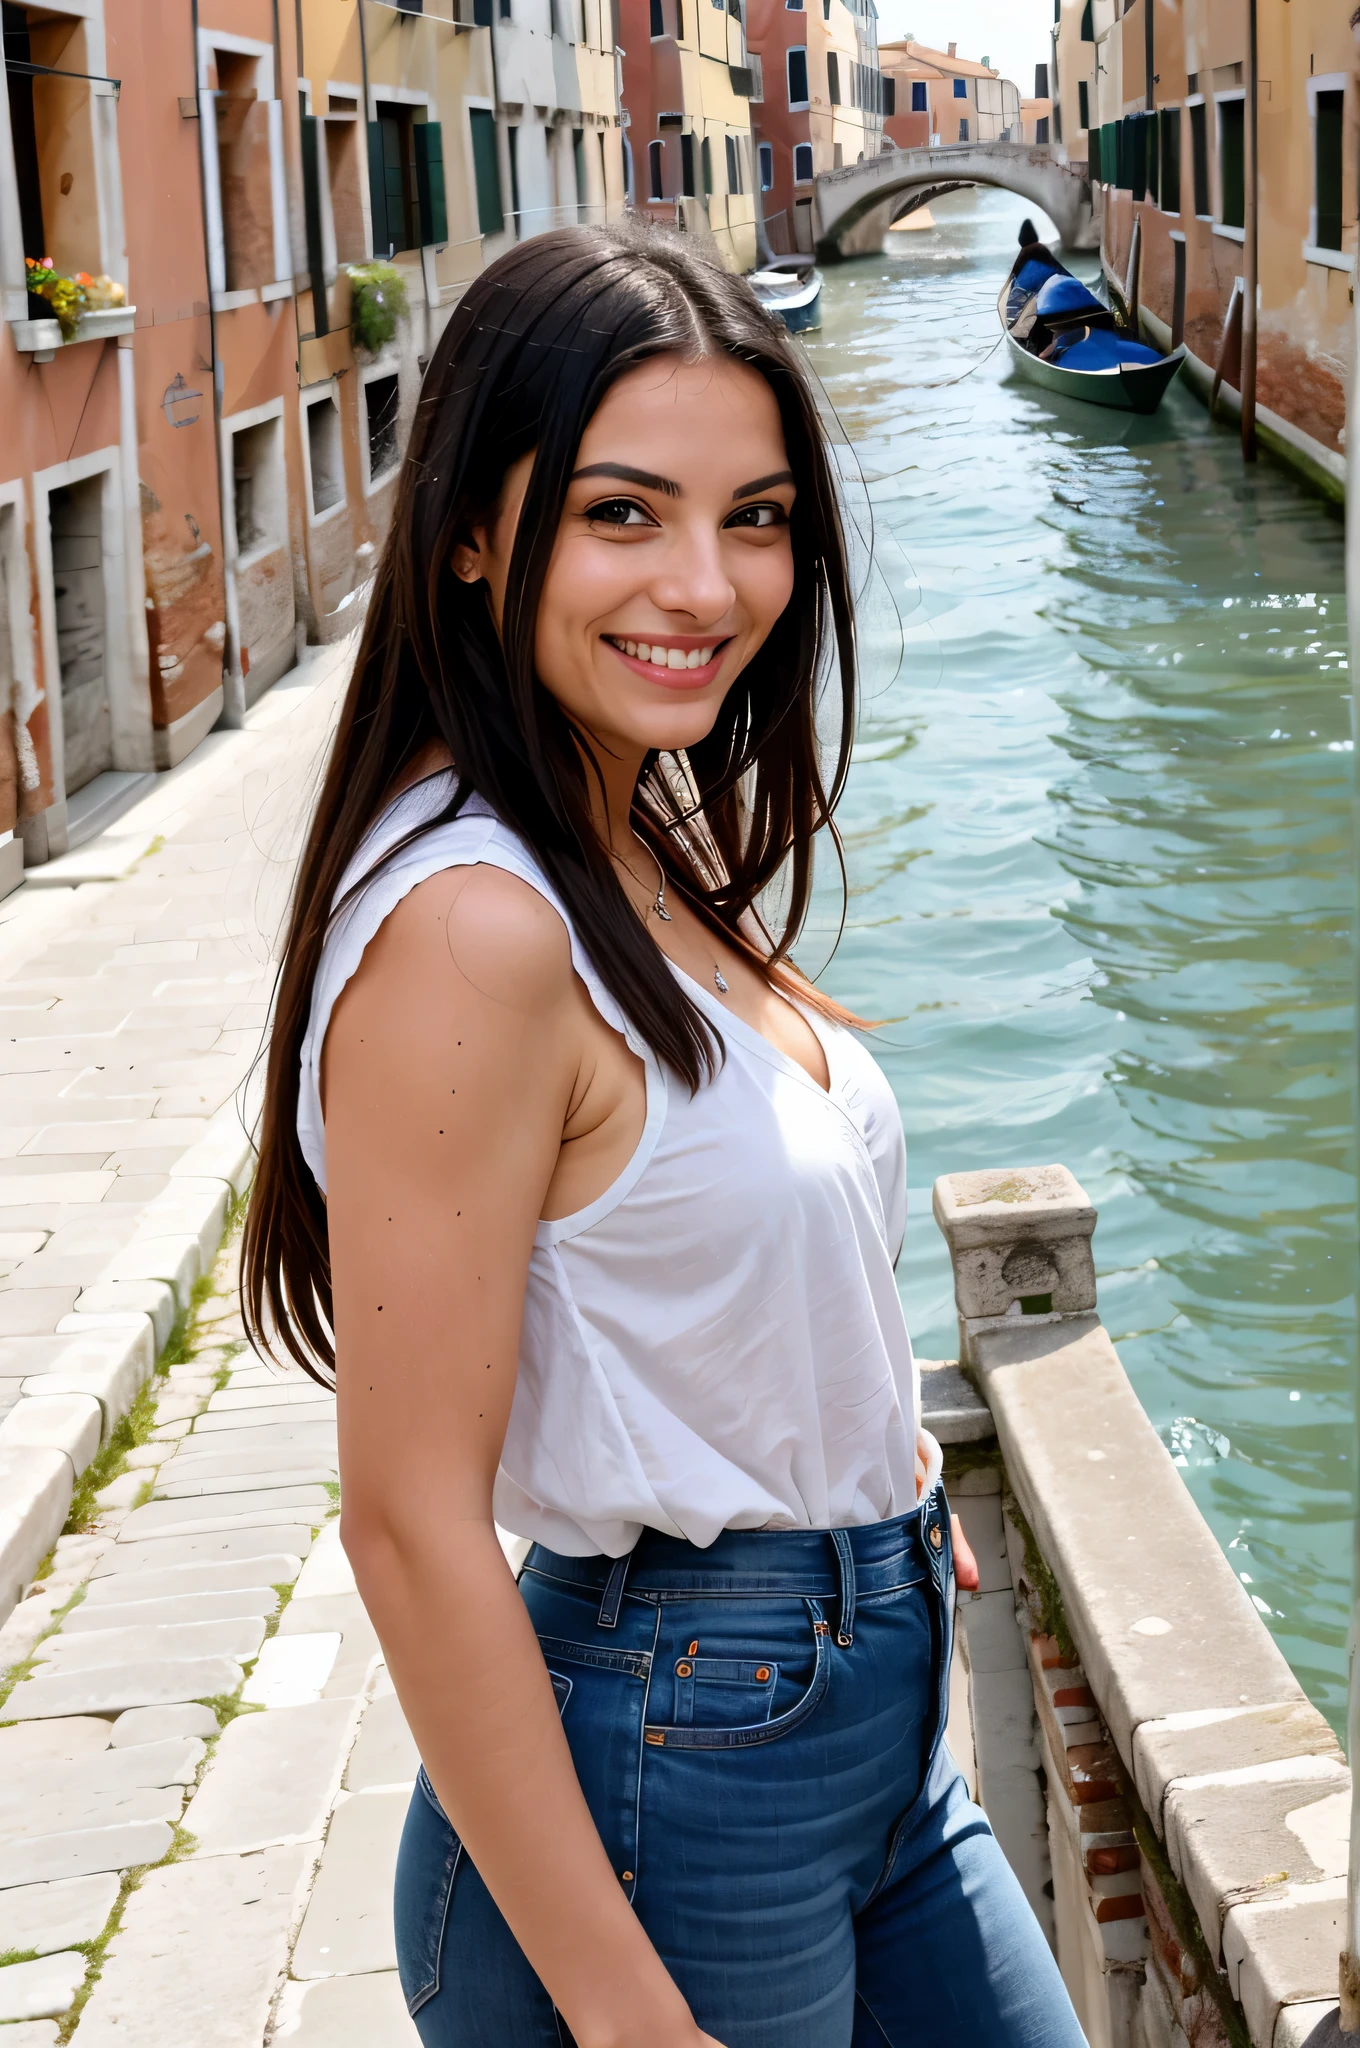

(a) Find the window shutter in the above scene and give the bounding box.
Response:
[299,114,329,336]
[367,120,389,259]
[469,108,503,234]
[827,52,839,104]
[415,122,448,245]
[788,46,808,104]
[1316,90,1344,249]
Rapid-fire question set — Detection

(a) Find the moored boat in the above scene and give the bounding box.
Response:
[751,259,823,333]
[997,279,1184,416]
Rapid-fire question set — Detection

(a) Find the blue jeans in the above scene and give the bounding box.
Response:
[393,1490,1088,2047]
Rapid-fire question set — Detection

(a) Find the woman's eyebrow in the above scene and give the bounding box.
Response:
[732,470,795,499]
[571,462,680,497]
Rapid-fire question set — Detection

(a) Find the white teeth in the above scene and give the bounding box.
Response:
[685,648,702,669]
[637,643,651,663]
[666,648,686,670]
[625,641,637,657]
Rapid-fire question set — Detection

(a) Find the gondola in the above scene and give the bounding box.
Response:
[751,258,823,333]
[997,281,1185,416]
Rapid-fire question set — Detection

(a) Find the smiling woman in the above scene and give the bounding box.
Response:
[240,222,1083,2048]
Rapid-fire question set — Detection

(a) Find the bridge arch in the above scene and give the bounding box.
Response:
[812,142,1098,260]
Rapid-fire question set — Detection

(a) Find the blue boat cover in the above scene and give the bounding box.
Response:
[1034,275,1106,321]
[1049,327,1164,371]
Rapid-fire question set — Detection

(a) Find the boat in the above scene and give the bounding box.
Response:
[751,258,823,333]
[997,279,1185,416]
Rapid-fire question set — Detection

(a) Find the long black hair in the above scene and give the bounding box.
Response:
[242,220,859,1380]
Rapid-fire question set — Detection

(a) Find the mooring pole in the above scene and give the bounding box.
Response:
[1343,99,1360,2033]
[1241,0,1258,460]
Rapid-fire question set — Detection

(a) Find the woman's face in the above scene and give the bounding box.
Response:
[460,353,797,762]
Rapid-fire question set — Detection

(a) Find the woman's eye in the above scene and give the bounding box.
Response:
[586,497,655,528]
[724,503,786,530]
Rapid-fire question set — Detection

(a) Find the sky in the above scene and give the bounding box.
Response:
[874,0,1052,96]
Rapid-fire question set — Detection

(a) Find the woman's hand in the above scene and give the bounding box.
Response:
[952,1513,979,1592]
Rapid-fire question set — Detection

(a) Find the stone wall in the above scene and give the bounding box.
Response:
[926,1165,1349,2048]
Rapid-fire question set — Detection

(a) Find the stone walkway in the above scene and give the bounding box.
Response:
[0,640,424,2043]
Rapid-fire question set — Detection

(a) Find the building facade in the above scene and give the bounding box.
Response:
[745,0,884,255]
[0,0,628,891]
[1088,0,1354,495]
[879,40,1019,152]
[1049,0,1096,167]
[617,0,758,272]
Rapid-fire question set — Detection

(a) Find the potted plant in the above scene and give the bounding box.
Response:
[24,258,126,341]
[345,262,408,354]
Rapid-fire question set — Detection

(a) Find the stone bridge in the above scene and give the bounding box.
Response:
[813,141,1098,259]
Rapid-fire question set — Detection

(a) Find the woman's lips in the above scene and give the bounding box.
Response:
[603,635,731,690]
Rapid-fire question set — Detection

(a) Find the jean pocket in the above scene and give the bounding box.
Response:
[645,1598,832,1751]
[395,1769,462,2017]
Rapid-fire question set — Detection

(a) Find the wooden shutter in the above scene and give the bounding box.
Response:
[415,122,447,246]
[299,115,329,337]
[469,109,502,235]
[367,120,389,258]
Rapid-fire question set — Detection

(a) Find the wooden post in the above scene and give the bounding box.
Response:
[1124,213,1142,335]
[1170,232,1186,350]
[1241,0,1258,460]
[1209,278,1243,420]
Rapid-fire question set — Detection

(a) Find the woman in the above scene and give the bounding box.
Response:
[243,224,1086,2048]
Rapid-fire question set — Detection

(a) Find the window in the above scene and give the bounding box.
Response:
[911,79,927,113]
[213,49,278,291]
[230,417,283,560]
[748,53,764,100]
[959,117,970,141]
[701,135,713,196]
[1159,107,1181,213]
[469,108,503,235]
[785,0,803,11]
[1032,116,1044,143]
[1080,0,1093,36]
[1189,100,1209,213]
[952,77,966,98]
[507,124,521,231]
[1078,79,1088,130]
[304,393,343,517]
[725,132,741,192]
[573,126,587,219]
[787,46,808,106]
[680,131,696,196]
[1088,125,1101,181]
[364,373,400,484]
[758,140,773,189]
[793,141,813,181]
[650,0,663,30]
[1314,88,1344,250]
[648,137,664,198]
[827,52,840,104]
[368,104,418,255]
[1218,96,1244,229]
[882,77,894,116]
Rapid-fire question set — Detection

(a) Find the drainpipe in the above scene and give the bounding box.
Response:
[1240,0,1258,461]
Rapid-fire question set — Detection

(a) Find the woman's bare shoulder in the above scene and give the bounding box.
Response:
[349,862,578,1022]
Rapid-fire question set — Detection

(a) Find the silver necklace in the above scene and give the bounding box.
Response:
[615,843,729,995]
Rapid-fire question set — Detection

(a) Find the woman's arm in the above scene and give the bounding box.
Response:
[324,865,715,2048]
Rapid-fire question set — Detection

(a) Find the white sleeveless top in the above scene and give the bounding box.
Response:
[298,774,936,1557]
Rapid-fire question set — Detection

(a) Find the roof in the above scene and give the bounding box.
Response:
[878,39,999,79]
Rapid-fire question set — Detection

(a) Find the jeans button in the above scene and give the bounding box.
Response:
[929,1525,943,1550]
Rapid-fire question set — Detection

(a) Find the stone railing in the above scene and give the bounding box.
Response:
[922,1164,1348,2048]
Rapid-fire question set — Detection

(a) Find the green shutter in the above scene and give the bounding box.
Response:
[367,120,388,259]
[415,122,447,246]
[469,109,502,235]
[382,117,409,251]
[1088,123,1101,182]
[1220,99,1245,229]
[1315,90,1344,249]
[300,114,329,337]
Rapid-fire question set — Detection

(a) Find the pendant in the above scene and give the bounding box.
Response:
[714,967,729,994]
[654,894,673,922]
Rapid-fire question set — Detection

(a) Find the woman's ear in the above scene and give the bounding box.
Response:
[451,540,483,585]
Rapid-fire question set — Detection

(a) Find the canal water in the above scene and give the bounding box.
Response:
[801,186,1355,1730]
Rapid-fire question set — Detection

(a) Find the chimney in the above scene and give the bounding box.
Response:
[947,40,956,55]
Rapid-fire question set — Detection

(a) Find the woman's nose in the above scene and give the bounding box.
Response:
[652,525,736,624]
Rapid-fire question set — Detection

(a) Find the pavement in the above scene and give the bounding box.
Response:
[0,640,426,2044]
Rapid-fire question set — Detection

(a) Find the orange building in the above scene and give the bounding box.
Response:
[879,40,1020,153]
[1088,0,1353,497]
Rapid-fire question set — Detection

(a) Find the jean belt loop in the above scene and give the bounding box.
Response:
[597,1551,632,1630]
[831,1528,856,1647]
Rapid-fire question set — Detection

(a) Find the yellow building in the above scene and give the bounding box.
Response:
[620,0,757,273]
[1049,0,1096,168]
[1088,0,1353,496]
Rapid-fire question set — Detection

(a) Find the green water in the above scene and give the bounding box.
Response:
[803,187,1356,1731]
